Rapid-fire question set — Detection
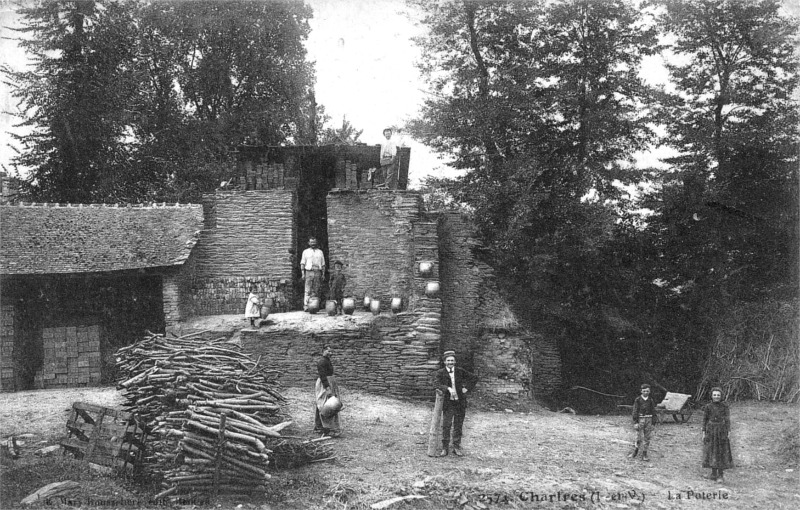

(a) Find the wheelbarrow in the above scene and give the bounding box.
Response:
[618,392,695,424]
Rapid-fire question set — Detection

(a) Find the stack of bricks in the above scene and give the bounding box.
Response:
[190,276,292,316]
[334,159,347,189]
[35,325,101,389]
[344,161,360,189]
[245,163,286,190]
[0,305,14,391]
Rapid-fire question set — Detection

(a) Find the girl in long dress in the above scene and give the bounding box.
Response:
[244,284,261,328]
[702,387,734,482]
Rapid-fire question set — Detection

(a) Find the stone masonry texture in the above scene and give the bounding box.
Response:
[240,312,440,399]
[191,191,297,314]
[326,190,422,309]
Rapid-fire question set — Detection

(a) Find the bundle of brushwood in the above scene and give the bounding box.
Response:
[116,332,334,499]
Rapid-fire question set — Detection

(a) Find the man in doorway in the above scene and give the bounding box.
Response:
[435,350,477,457]
[300,237,325,311]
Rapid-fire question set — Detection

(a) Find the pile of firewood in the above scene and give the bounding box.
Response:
[116,331,333,499]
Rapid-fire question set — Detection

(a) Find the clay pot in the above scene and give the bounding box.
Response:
[342,298,355,315]
[363,295,372,310]
[370,299,381,316]
[321,396,343,418]
[419,261,433,277]
[326,300,337,316]
[391,297,403,313]
[307,297,320,314]
[425,281,440,298]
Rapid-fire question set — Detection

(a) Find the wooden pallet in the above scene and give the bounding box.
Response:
[61,402,147,470]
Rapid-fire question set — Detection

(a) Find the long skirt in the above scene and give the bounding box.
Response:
[315,375,341,432]
[702,423,733,469]
[426,391,444,456]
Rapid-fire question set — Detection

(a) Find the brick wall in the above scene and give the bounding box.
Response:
[191,191,297,314]
[240,312,440,399]
[0,305,14,390]
[326,190,422,309]
[35,325,101,389]
[437,213,490,368]
[437,212,562,400]
[474,331,531,397]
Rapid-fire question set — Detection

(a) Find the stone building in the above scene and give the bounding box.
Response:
[0,203,203,391]
[0,144,561,403]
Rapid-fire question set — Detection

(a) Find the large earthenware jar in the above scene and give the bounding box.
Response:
[307,297,320,314]
[391,297,403,313]
[326,300,337,316]
[342,298,355,315]
[419,261,433,277]
[370,299,381,316]
[363,295,372,310]
[425,281,440,298]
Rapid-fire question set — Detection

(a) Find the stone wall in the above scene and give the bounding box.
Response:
[191,191,296,314]
[0,305,14,390]
[474,331,532,397]
[326,190,422,309]
[436,212,563,401]
[437,213,495,368]
[240,312,440,399]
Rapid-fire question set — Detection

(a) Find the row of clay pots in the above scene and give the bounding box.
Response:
[307,297,356,315]
[362,296,404,316]
[305,260,439,316]
[420,261,440,298]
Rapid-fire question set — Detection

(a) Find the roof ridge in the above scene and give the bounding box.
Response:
[5,202,202,209]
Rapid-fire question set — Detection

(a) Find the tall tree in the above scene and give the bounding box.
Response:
[651,0,799,302]
[410,0,660,398]
[4,0,317,203]
[625,0,800,394]
[3,0,143,202]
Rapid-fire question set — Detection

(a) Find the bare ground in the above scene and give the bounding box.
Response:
[1,385,797,509]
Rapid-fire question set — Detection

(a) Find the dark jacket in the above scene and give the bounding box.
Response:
[435,366,477,403]
[632,395,657,423]
[702,401,730,434]
[317,355,334,389]
[329,273,346,300]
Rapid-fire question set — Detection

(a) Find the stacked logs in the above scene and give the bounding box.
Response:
[116,332,332,499]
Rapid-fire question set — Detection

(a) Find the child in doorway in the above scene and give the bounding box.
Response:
[244,284,262,328]
[629,383,657,461]
[328,261,346,315]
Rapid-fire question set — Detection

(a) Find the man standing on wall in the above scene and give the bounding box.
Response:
[435,350,477,457]
[377,127,397,189]
[300,237,325,311]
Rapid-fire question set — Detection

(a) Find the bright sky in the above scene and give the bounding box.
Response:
[2,0,797,186]
[305,0,456,186]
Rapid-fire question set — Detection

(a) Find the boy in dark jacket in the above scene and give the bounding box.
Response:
[328,261,346,314]
[629,383,657,461]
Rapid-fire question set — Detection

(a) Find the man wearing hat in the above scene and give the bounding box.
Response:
[434,350,477,457]
[300,237,325,311]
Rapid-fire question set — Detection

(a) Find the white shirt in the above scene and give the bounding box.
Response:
[380,138,397,165]
[301,247,325,271]
[448,368,458,400]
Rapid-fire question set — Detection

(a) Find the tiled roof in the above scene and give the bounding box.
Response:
[0,203,203,275]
